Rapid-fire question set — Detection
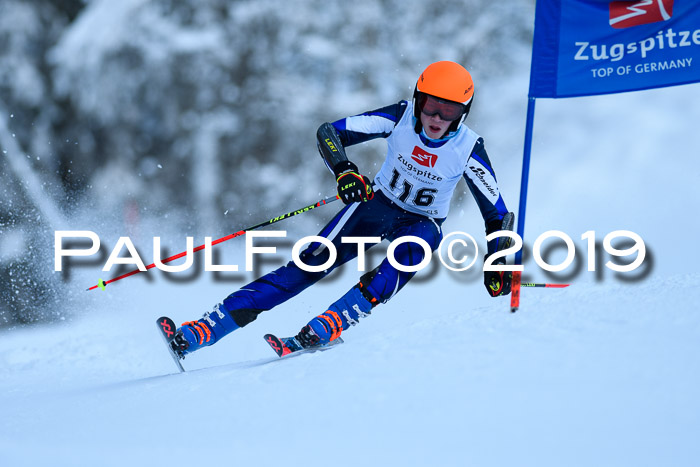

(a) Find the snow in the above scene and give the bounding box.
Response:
[1,272,699,466]
[0,112,67,232]
[3,2,700,466]
[3,77,700,465]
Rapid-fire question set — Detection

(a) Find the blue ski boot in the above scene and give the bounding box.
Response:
[300,284,375,347]
[171,304,240,357]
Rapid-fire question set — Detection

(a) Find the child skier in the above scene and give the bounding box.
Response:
[171,60,513,357]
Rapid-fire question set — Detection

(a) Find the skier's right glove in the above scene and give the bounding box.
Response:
[333,161,374,204]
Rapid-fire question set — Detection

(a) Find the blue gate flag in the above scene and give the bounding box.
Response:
[530,0,700,98]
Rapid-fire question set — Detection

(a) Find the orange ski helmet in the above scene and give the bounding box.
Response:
[413,61,474,134]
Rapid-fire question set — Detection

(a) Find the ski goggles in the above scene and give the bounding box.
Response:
[417,93,466,121]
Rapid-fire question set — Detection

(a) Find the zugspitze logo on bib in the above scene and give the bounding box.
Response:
[609,0,674,29]
[411,146,438,168]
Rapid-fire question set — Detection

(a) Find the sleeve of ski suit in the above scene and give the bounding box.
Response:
[330,101,408,149]
[462,138,511,254]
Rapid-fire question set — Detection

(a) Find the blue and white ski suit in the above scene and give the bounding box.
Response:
[220,100,509,338]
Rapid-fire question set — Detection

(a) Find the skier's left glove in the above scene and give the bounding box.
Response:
[333,161,374,204]
[484,255,512,297]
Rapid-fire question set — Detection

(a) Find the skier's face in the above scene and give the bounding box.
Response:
[417,93,464,139]
[420,111,452,139]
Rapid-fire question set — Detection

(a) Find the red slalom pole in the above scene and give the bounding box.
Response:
[87,194,340,291]
[510,271,522,312]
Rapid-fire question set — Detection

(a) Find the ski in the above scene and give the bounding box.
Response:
[263,333,344,358]
[156,316,185,373]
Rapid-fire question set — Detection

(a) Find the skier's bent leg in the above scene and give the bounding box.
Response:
[298,222,441,347]
[297,280,378,347]
[175,243,337,355]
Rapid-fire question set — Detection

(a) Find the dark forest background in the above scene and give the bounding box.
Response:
[0,0,533,325]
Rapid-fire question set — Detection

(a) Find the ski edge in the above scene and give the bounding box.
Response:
[263,333,344,358]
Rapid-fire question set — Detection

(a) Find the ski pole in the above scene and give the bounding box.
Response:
[87,194,341,291]
[511,273,569,312]
[521,283,569,288]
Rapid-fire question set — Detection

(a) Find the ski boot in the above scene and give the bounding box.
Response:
[300,284,375,347]
[171,304,240,357]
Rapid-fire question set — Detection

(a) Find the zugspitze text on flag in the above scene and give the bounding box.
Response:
[529,0,700,98]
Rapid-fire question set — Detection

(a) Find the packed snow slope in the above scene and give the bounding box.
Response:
[2,62,700,467]
[1,274,699,467]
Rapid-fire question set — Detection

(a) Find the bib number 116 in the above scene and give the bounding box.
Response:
[389,169,437,207]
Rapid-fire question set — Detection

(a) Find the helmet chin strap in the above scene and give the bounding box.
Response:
[445,114,464,134]
[447,95,473,133]
[412,86,423,134]
[413,116,424,135]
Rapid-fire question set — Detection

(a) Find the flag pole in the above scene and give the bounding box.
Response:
[511,96,537,312]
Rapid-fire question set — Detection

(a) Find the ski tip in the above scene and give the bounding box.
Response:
[263,334,286,357]
[155,316,186,373]
[156,316,177,340]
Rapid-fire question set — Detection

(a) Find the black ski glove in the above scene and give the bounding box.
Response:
[483,212,515,297]
[484,255,512,297]
[333,161,374,204]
